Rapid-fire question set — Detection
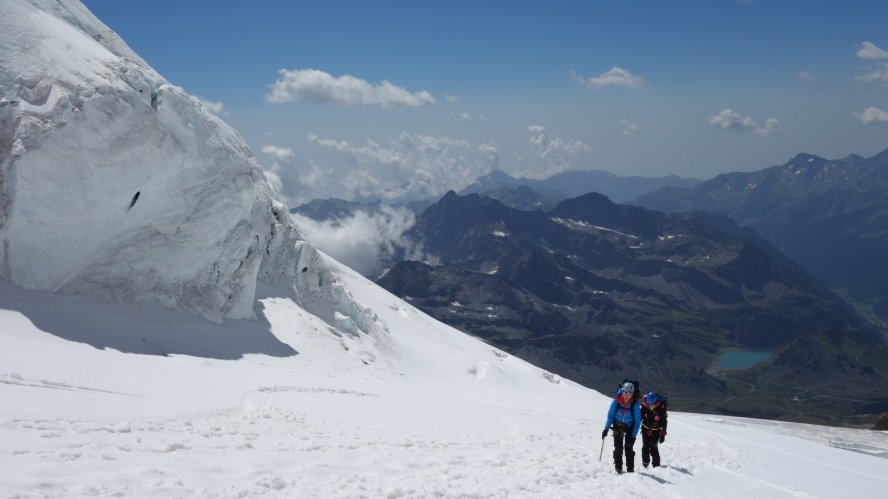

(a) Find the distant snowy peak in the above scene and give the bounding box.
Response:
[0,0,380,338]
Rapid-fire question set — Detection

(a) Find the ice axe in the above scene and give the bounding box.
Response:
[599,434,605,462]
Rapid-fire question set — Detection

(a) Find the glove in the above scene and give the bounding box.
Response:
[659,433,666,444]
[602,428,609,439]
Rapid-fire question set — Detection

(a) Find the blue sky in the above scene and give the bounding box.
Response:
[82,0,888,205]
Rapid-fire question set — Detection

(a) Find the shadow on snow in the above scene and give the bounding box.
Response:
[0,278,298,360]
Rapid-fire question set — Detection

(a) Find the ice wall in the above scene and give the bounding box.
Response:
[0,0,381,335]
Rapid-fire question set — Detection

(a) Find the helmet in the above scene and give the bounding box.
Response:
[646,392,659,405]
[621,382,635,394]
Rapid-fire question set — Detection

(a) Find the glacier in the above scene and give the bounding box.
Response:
[0,0,378,335]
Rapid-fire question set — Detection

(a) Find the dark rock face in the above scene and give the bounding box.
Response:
[378,190,888,424]
[633,149,888,331]
[873,412,888,431]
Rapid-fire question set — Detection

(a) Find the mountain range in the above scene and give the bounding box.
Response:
[378,191,888,423]
[460,169,701,204]
[633,150,888,332]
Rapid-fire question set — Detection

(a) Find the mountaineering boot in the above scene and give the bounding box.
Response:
[615,466,623,474]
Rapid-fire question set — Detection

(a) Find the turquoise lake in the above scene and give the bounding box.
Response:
[714,350,774,370]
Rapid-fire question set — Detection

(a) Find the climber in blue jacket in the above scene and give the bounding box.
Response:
[602,380,642,474]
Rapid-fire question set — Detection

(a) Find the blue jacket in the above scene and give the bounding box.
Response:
[604,389,641,437]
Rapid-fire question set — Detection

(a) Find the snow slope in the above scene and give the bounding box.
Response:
[2,262,887,498]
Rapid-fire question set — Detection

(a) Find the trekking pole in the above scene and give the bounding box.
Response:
[599,434,605,462]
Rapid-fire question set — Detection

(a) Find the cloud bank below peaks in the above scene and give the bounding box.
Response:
[290,205,425,279]
[267,69,436,107]
[520,125,590,179]
[259,132,499,206]
[306,132,499,201]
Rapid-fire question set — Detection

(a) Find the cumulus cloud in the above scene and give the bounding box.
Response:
[444,93,460,104]
[708,109,780,136]
[709,109,756,131]
[290,206,425,278]
[307,133,402,166]
[621,120,639,138]
[261,145,295,161]
[857,41,888,60]
[521,125,590,178]
[259,144,337,207]
[858,107,888,128]
[194,96,228,116]
[304,132,499,201]
[571,67,645,91]
[857,64,888,88]
[757,118,781,136]
[855,42,888,89]
[267,68,436,107]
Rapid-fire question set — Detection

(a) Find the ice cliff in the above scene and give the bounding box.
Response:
[0,0,379,335]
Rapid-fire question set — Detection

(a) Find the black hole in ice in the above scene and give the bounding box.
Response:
[301,267,308,273]
[128,191,141,210]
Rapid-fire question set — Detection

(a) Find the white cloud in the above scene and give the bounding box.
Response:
[757,118,781,136]
[259,149,337,207]
[458,112,487,122]
[267,68,436,107]
[709,109,781,136]
[856,64,888,88]
[307,133,402,166]
[261,145,295,161]
[571,67,645,91]
[620,120,639,138]
[444,93,460,104]
[194,96,228,116]
[708,108,756,132]
[290,206,425,278]
[857,107,888,128]
[522,125,590,178]
[304,132,499,201]
[796,71,818,82]
[855,42,888,89]
[857,41,888,60]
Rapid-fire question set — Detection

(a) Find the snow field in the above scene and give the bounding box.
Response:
[3,271,888,498]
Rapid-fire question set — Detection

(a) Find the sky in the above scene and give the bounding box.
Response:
[80,0,888,205]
